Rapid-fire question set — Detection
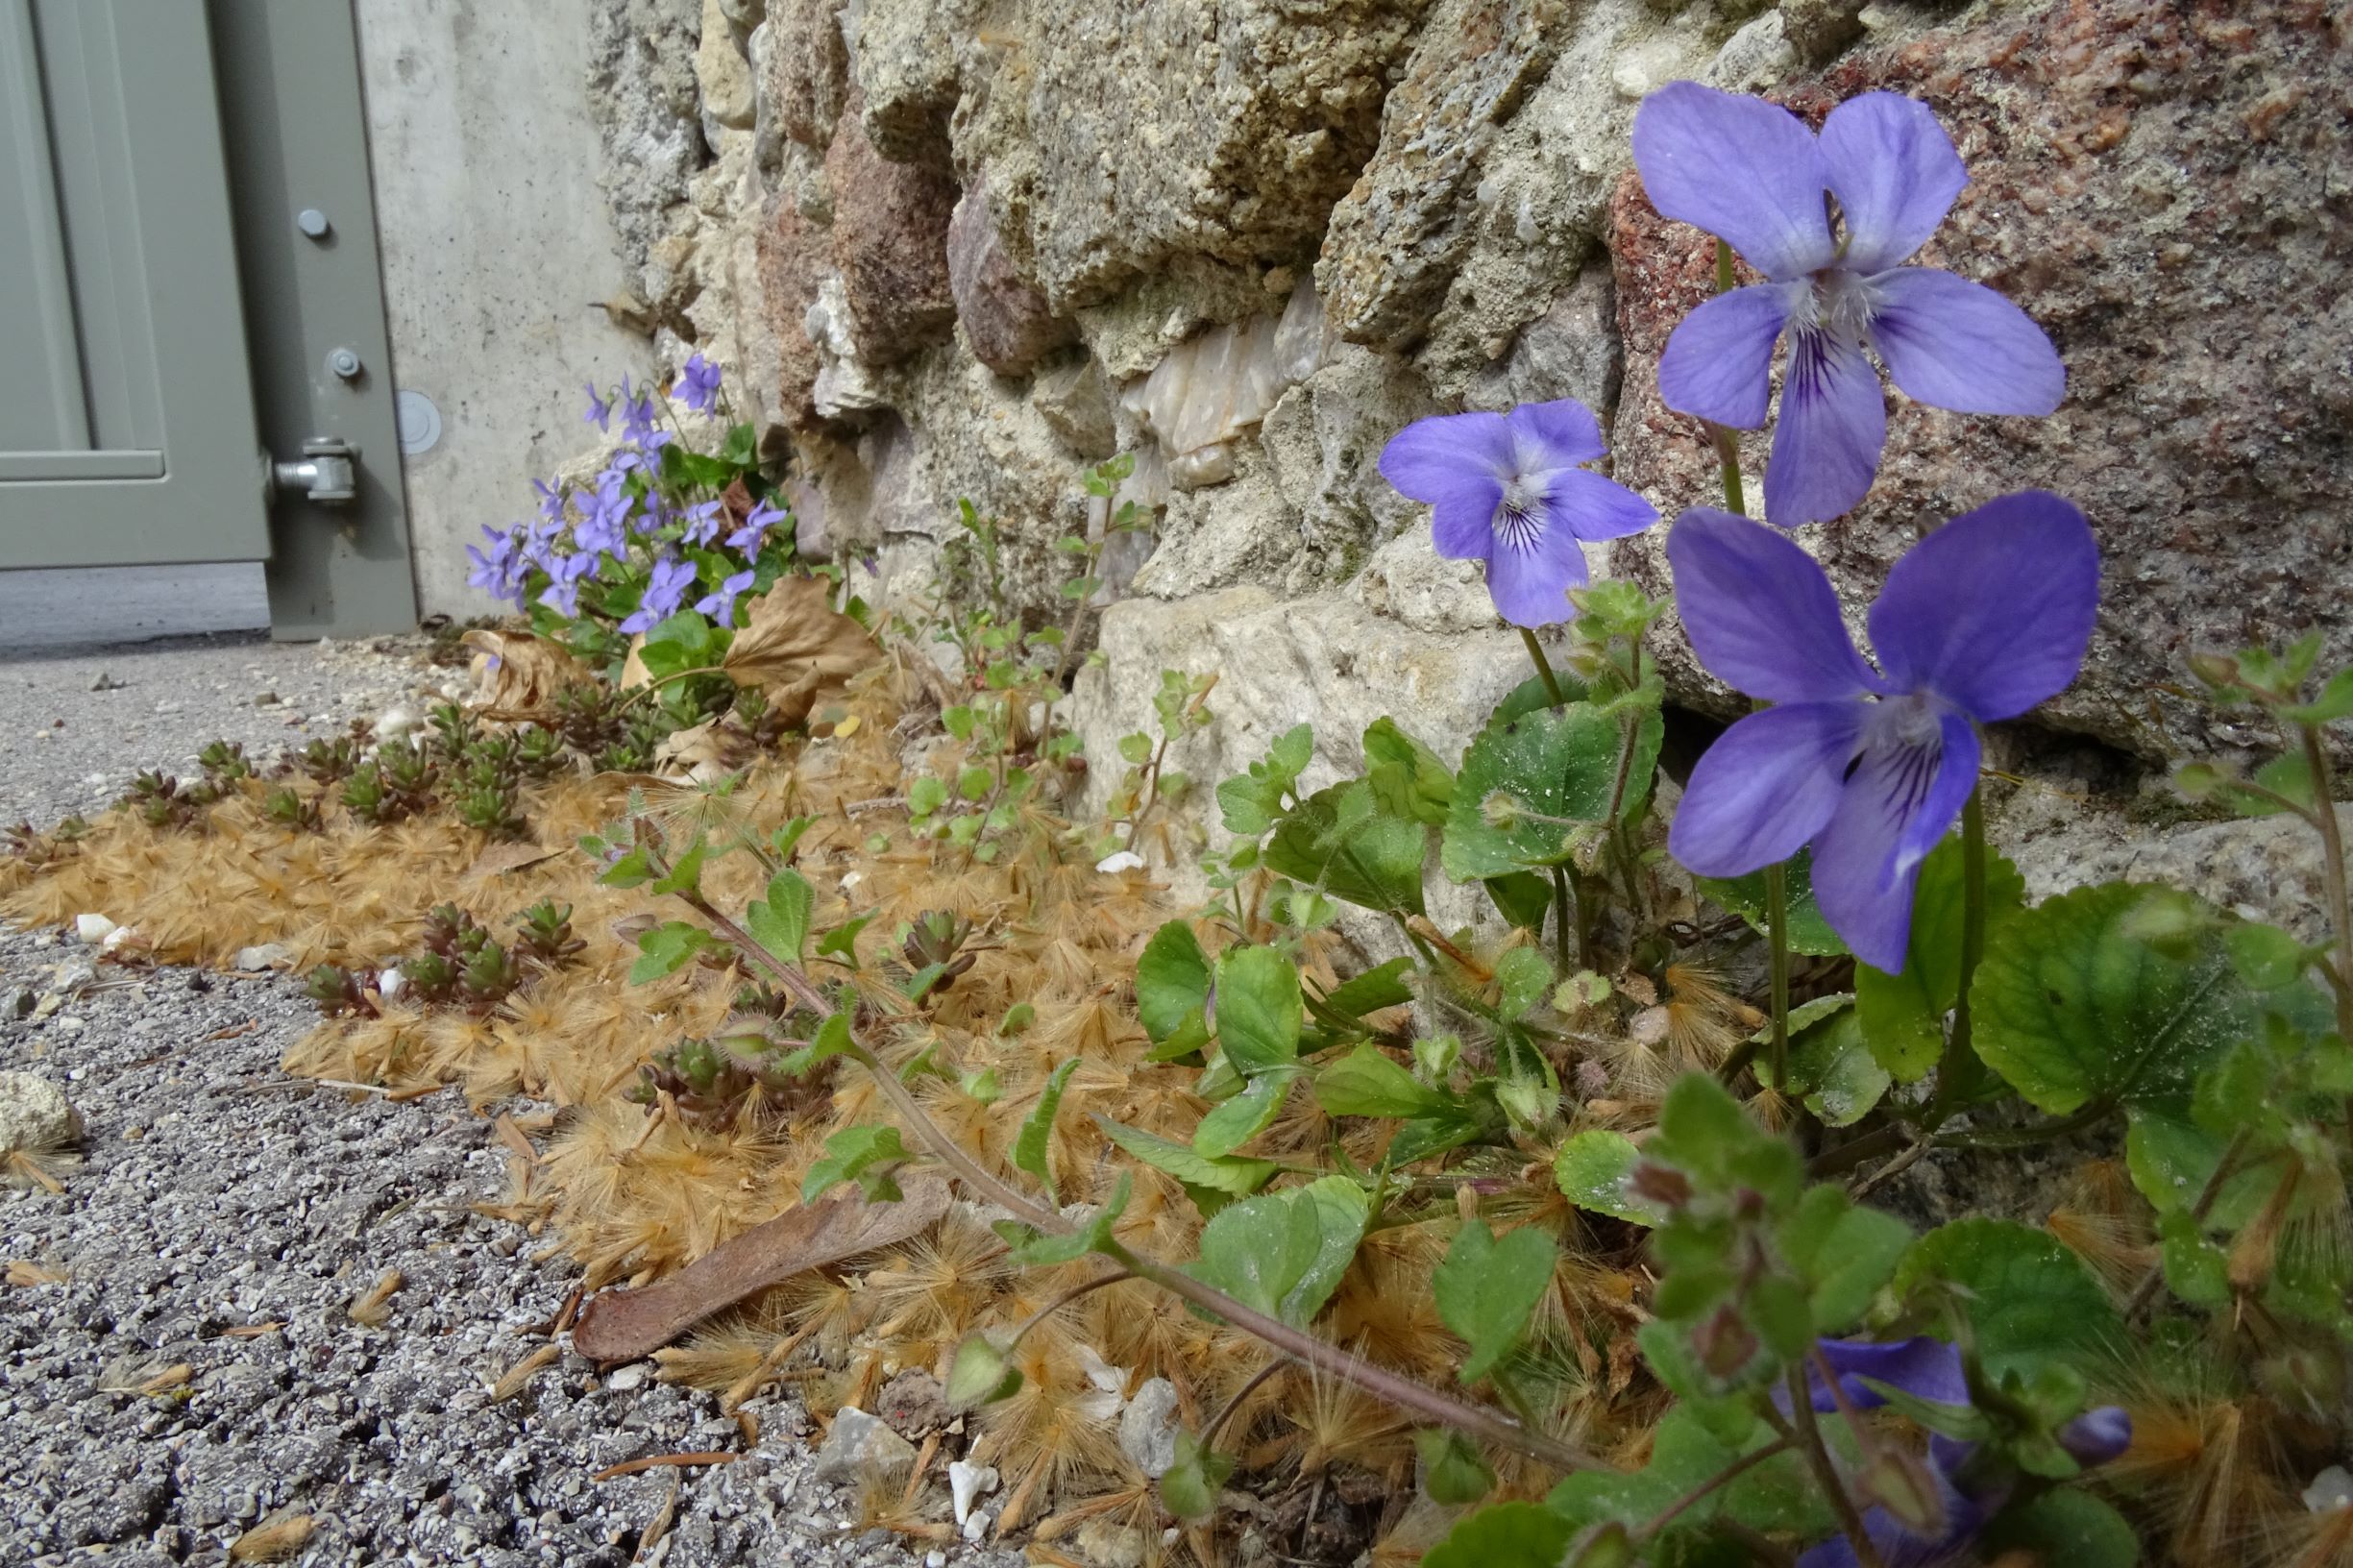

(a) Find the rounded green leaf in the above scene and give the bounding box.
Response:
[1441,702,1656,881]
[1554,1129,1667,1225]
[1423,1503,1578,1568]
[1972,883,2258,1115]
[1896,1219,2120,1379]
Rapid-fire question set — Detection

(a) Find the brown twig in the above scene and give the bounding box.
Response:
[593,1451,737,1482]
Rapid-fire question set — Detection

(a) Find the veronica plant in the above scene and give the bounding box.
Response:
[1631,84,2065,526]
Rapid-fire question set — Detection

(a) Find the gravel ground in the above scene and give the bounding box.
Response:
[0,633,458,831]
[0,934,1010,1566]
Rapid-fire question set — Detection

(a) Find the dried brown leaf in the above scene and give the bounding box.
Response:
[720,576,875,727]
[463,629,594,717]
[230,1515,315,1562]
[652,716,757,783]
[572,1176,951,1362]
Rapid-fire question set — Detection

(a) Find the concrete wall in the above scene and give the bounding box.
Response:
[355,0,655,618]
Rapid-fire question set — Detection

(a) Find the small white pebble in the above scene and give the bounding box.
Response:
[926,1553,947,1568]
[1094,850,1145,874]
[74,914,117,945]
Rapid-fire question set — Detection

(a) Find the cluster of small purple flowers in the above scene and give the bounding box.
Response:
[466,354,780,636]
[1380,83,2099,974]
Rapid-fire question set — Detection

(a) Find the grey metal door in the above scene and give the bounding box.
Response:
[0,0,269,566]
[0,0,417,637]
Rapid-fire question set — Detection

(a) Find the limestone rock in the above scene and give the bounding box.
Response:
[1778,0,1866,64]
[845,0,978,164]
[588,0,710,288]
[695,0,757,131]
[1318,0,1569,351]
[0,1073,81,1158]
[824,95,957,365]
[1605,0,2353,763]
[1117,1378,1182,1479]
[1261,343,1435,588]
[1032,358,1119,459]
[947,176,1074,376]
[813,1405,918,1486]
[764,0,848,148]
[1350,531,1499,634]
[947,1460,998,1526]
[961,0,1428,310]
[1073,1520,1148,1568]
[1463,264,1620,416]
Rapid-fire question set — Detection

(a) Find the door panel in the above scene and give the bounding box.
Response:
[0,0,267,567]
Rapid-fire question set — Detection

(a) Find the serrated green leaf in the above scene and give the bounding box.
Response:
[1363,717,1456,826]
[1137,921,1212,1044]
[1483,871,1555,929]
[1777,1184,1910,1334]
[2122,1108,2283,1230]
[1315,1044,1442,1118]
[1441,703,1656,880]
[1755,997,1890,1127]
[1096,1116,1278,1198]
[2280,668,2353,723]
[1414,1429,1495,1506]
[1214,944,1302,1074]
[1158,1431,1234,1523]
[1855,839,2027,1080]
[2159,1210,2231,1307]
[1693,849,1847,957]
[907,775,948,817]
[746,869,815,966]
[1978,1489,2142,1568]
[1424,1505,1577,1568]
[1434,1220,1556,1383]
[1547,1406,1826,1538]
[1192,1069,1292,1158]
[1315,956,1415,1023]
[1015,1059,1078,1202]
[1896,1219,2120,1379]
[993,1173,1130,1265]
[629,920,716,984]
[1264,780,1428,916]
[809,915,873,971]
[801,1124,909,1203]
[1972,883,2258,1115]
[1186,1175,1368,1327]
[1494,946,1553,1019]
[1554,1129,1666,1225]
[648,837,709,897]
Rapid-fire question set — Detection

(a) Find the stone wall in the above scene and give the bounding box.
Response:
[591,0,2349,919]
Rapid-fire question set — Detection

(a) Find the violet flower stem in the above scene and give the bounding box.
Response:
[1637,1437,1794,1542]
[1926,789,1989,1127]
[1784,1363,1888,1568]
[1764,861,1792,1092]
[1520,629,1568,708]
[1551,865,1574,971]
[2298,723,2353,1044]
[666,854,1607,1476]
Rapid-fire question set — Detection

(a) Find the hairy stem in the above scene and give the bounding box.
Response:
[2123,1126,2252,1319]
[1637,1437,1793,1541]
[1551,865,1574,971]
[1520,629,1568,708]
[666,847,1606,1476]
[2300,723,2353,1042]
[1784,1363,1887,1568]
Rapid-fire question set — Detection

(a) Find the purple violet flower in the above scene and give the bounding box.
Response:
[465,525,529,610]
[583,382,611,431]
[532,478,568,523]
[1664,491,2097,971]
[1377,399,1658,627]
[681,500,726,548]
[620,556,698,635]
[620,376,662,444]
[696,568,758,628]
[537,551,600,619]
[1631,84,2065,527]
[1792,1335,2130,1568]
[676,353,723,416]
[725,498,788,555]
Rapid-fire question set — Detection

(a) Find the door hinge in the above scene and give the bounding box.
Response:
[265,436,358,506]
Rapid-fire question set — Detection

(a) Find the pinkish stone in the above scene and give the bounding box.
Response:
[824,95,957,367]
[754,194,826,429]
[946,176,1074,377]
[764,0,847,149]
